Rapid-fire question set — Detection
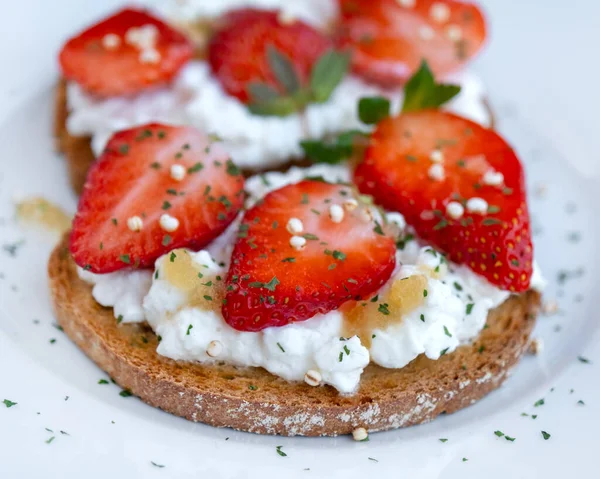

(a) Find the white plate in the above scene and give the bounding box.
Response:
[1,4,599,479]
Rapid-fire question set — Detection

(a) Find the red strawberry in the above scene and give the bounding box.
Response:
[354,111,533,292]
[223,181,397,331]
[208,9,332,104]
[336,0,487,86]
[59,8,194,97]
[70,124,244,274]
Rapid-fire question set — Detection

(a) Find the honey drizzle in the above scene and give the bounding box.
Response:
[342,275,428,348]
[15,197,71,234]
[161,249,224,311]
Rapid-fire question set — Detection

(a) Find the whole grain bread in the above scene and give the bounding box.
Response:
[48,235,541,436]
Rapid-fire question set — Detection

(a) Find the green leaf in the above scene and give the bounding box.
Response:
[358,96,391,124]
[402,60,461,113]
[247,82,280,103]
[248,96,299,117]
[267,45,300,95]
[310,49,351,103]
[300,130,366,164]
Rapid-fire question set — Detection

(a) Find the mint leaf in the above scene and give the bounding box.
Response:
[248,96,299,117]
[310,49,351,103]
[301,130,367,164]
[247,82,280,103]
[267,45,300,95]
[358,96,391,124]
[402,60,461,113]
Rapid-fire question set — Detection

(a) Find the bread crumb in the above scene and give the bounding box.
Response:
[528,338,544,355]
[542,299,558,315]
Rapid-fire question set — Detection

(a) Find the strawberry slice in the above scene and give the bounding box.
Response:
[59,8,194,97]
[354,111,533,292]
[336,0,487,86]
[208,9,333,105]
[223,181,397,331]
[70,124,244,274]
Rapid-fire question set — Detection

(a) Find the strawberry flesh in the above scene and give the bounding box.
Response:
[336,0,487,86]
[223,181,397,331]
[70,124,245,273]
[208,9,332,103]
[59,8,194,97]
[354,111,533,292]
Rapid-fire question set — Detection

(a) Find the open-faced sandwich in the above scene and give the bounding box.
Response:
[50,0,544,437]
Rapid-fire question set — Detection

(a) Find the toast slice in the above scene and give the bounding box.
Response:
[48,235,541,436]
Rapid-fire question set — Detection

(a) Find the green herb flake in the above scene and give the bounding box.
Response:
[119,254,131,265]
[277,342,285,353]
[186,324,193,336]
[3,399,17,408]
[466,303,474,315]
[119,390,133,398]
[578,356,591,364]
[98,379,109,385]
[151,462,166,468]
[541,431,551,440]
[439,438,448,443]
[358,96,391,125]
[534,398,545,407]
[443,325,452,337]
[373,221,385,236]
[378,303,390,315]
[276,445,287,457]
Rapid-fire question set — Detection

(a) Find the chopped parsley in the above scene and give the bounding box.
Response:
[151,462,166,468]
[439,438,448,443]
[466,303,474,315]
[98,379,109,385]
[3,399,17,408]
[578,356,591,364]
[276,446,287,457]
[186,324,193,336]
[277,342,285,353]
[534,398,545,407]
[188,162,204,173]
[119,390,133,398]
[541,431,551,440]
[378,303,390,315]
[333,250,346,261]
[443,326,452,337]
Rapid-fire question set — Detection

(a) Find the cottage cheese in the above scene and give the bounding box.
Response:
[140,0,339,31]
[78,165,545,394]
[78,268,152,323]
[66,61,487,169]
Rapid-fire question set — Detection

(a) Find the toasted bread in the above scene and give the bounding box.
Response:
[48,235,540,436]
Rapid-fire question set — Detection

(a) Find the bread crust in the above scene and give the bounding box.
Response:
[48,236,541,436]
